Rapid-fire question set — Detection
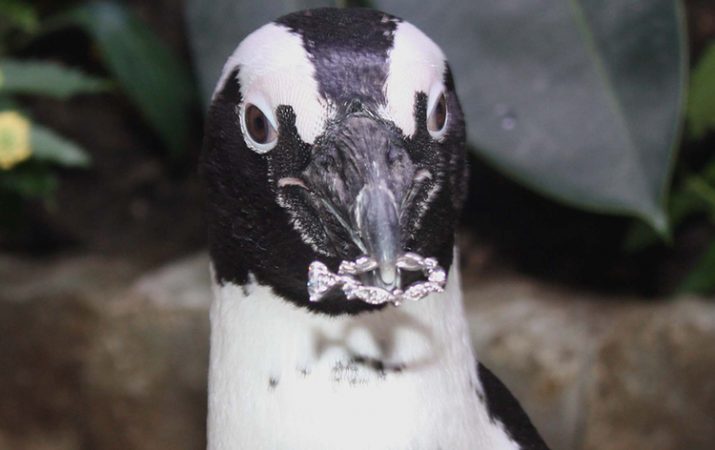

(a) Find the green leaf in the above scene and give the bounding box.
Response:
[679,240,715,295]
[379,0,687,231]
[623,186,706,252]
[623,171,715,252]
[0,168,57,198]
[59,2,197,156]
[0,0,39,33]
[0,59,110,99]
[30,123,91,168]
[687,42,715,139]
[185,0,337,106]
[0,95,18,111]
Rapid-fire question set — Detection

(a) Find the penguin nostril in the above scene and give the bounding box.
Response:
[386,146,405,166]
[346,99,363,114]
[315,153,337,171]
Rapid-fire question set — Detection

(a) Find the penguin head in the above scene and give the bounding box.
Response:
[202,8,468,315]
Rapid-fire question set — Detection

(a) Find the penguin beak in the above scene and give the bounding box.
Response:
[355,182,400,288]
[301,114,415,289]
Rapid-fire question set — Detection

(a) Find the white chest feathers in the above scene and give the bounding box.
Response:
[207,260,520,450]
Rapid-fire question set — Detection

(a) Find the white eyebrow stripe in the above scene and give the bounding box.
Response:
[213,23,330,144]
[383,21,447,137]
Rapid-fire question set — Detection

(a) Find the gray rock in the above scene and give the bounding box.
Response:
[0,255,139,450]
[82,254,211,450]
[581,299,715,450]
[463,273,715,450]
[0,254,210,450]
[463,274,610,450]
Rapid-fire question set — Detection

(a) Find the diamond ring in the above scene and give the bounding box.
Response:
[307,252,447,306]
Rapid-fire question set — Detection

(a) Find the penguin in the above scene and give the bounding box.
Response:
[201,7,550,450]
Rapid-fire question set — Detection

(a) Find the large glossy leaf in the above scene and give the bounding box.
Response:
[185,0,337,107]
[58,2,196,156]
[0,59,110,99]
[376,0,686,231]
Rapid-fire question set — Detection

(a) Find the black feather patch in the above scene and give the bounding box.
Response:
[478,362,551,450]
[276,8,399,107]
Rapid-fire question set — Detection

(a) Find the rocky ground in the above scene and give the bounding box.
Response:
[1,251,714,450]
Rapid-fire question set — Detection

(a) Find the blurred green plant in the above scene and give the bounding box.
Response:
[688,42,715,139]
[0,1,97,213]
[1,0,197,235]
[50,1,197,157]
[626,41,715,295]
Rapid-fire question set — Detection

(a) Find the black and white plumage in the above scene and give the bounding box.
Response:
[201,7,549,450]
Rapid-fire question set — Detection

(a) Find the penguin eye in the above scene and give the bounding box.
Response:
[243,104,278,151]
[426,92,448,138]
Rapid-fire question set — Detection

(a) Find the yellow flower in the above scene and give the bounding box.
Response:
[0,111,31,170]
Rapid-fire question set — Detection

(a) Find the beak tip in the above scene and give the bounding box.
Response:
[378,263,398,287]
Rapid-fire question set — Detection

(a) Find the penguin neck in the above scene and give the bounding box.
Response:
[206,251,513,450]
[207,251,477,384]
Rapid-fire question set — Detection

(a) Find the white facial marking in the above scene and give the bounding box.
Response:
[213,23,331,146]
[383,21,447,137]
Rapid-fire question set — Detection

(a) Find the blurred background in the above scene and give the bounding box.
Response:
[0,0,714,449]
